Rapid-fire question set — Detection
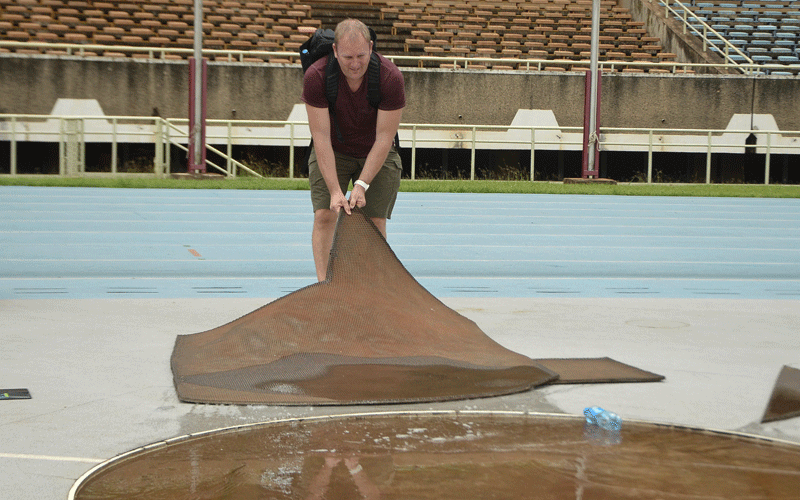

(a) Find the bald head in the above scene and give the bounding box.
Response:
[334,19,371,45]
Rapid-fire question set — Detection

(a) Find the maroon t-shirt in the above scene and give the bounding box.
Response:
[301,53,405,158]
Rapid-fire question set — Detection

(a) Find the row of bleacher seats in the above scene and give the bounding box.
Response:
[0,0,322,61]
[662,0,800,74]
[387,0,679,71]
[0,0,679,72]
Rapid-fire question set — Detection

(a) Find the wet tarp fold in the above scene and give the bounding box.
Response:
[172,208,558,405]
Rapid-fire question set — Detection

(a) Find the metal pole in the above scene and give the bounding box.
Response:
[647,130,653,183]
[470,126,476,180]
[530,127,535,181]
[10,116,16,175]
[411,125,417,180]
[587,0,600,177]
[706,131,712,184]
[289,122,295,179]
[190,0,204,173]
[765,131,771,185]
[111,117,118,174]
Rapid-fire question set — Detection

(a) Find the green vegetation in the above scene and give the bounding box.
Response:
[1,175,799,198]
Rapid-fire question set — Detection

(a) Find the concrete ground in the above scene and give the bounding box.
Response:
[1,187,799,499]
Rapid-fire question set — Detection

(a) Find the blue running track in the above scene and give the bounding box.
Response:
[2,186,799,300]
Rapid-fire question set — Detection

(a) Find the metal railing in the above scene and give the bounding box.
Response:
[2,39,799,75]
[660,0,757,71]
[2,114,798,184]
[602,126,800,184]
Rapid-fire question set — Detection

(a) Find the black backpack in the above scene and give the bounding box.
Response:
[299,27,400,169]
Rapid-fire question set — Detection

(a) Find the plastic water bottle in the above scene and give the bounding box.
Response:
[584,406,622,431]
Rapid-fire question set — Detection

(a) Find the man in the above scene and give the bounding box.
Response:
[301,19,405,282]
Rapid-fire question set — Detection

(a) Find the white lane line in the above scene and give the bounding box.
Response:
[0,452,103,464]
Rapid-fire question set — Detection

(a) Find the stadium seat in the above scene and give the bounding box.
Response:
[0,0,680,69]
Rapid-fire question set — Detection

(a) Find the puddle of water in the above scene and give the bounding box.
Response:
[73,413,800,499]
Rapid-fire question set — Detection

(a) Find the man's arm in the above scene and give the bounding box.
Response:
[306,103,351,214]
[348,107,403,209]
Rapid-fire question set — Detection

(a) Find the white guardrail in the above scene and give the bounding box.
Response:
[1,113,799,184]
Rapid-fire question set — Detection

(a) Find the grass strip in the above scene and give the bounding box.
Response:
[1,175,799,198]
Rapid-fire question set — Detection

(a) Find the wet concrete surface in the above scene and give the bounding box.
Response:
[3,297,800,500]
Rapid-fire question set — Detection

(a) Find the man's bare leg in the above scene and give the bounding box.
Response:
[313,210,388,282]
[371,217,387,239]
[312,209,338,282]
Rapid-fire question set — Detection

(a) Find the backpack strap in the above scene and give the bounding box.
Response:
[366,52,381,110]
[324,54,345,143]
[364,53,401,151]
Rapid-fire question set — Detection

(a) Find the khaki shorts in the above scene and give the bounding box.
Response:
[308,147,402,219]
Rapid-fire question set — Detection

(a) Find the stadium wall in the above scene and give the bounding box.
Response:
[1,55,799,133]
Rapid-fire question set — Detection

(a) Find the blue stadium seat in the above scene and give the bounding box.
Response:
[777,55,800,63]
[751,55,773,63]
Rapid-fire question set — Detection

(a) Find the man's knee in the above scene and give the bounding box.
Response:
[314,209,338,230]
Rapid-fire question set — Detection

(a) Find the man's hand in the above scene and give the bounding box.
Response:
[330,190,351,215]
[348,183,367,210]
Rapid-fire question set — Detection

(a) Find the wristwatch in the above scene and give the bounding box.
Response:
[354,180,370,191]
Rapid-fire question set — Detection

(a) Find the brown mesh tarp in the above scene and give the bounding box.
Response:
[762,365,800,423]
[534,357,666,384]
[171,208,558,405]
